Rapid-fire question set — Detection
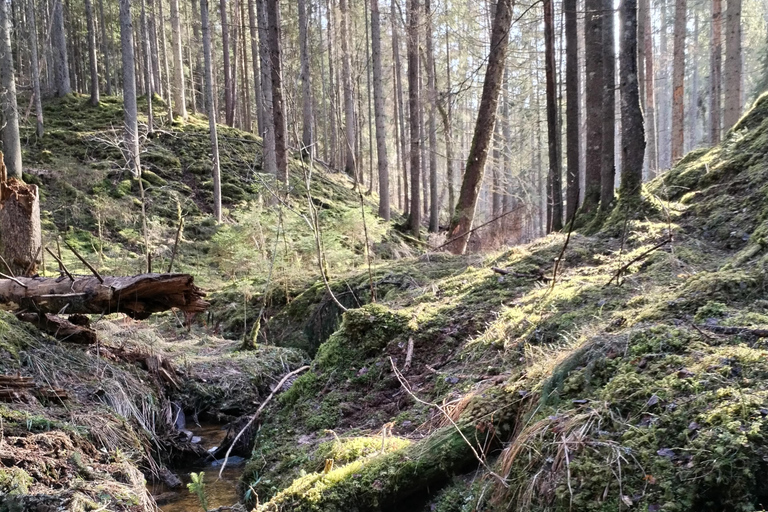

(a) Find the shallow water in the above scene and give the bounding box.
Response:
[148,423,245,512]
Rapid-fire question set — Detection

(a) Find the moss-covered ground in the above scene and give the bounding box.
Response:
[5,92,768,512]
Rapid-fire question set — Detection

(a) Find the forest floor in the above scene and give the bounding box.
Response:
[2,92,768,512]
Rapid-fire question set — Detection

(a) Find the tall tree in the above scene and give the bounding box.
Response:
[582,0,603,212]
[670,0,686,162]
[201,0,222,221]
[170,0,187,119]
[0,0,21,178]
[544,0,563,230]
[298,0,314,155]
[28,0,44,138]
[52,0,72,96]
[406,0,420,236]
[371,0,389,220]
[247,0,263,133]
[710,0,722,142]
[98,0,112,95]
[266,0,287,185]
[564,0,579,222]
[600,0,615,210]
[221,0,234,126]
[257,0,276,176]
[446,0,514,254]
[642,0,658,176]
[157,0,173,121]
[620,0,645,200]
[392,0,408,215]
[723,0,741,130]
[140,0,154,132]
[85,0,100,105]
[425,0,439,232]
[340,0,357,183]
[119,0,141,175]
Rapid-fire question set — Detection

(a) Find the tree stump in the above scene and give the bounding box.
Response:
[0,157,42,276]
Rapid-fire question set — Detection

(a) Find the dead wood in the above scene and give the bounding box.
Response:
[16,312,98,344]
[0,273,208,319]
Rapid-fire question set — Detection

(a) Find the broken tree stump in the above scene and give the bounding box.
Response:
[0,177,42,277]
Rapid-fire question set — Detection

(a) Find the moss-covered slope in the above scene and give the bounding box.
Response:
[244,95,768,512]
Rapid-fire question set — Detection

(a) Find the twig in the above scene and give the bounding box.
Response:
[45,247,75,282]
[431,204,527,252]
[64,241,104,283]
[24,246,42,276]
[604,238,672,287]
[551,212,577,289]
[389,357,508,487]
[218,365,310,478]
[0,255,14,277]
[0,272,28,289]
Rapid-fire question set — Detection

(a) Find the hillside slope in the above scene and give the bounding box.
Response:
[242,95,768,512]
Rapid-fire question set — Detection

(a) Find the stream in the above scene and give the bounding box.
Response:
[148,422,246,511]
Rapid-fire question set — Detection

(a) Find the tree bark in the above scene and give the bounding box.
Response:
[157,0,173,121]
[723,0,741,130]
[0,3,21,179]
[220,0,234,126]
[339,0,357,183]
[582,0,603,212]
[257,0,277,177]
[564,0,579,223]
[406,0,420,237]
[298,0,314,156]
[141,0,154,133]
[120,0,141,175]
[170,0,187,119]
[446,0,514,254]
[266,0,287,186]
[371,0,389,220]
[0,178,41,276]
[671,0,686,162]
[620,0,645,200]
[52,0,71,97]
[710,0,722,143]
[201,0,222,221]
[392,0,408,216]
[27,0,44,138]
[642,0,658,177]
[544,0,563,230]
[600,0,615,210]
[85,0,100,105]
[247,0,263,133]
[0,273,208,319]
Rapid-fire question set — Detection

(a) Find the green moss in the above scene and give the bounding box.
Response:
[0,467,33,495]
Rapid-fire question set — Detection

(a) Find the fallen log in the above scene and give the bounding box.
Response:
[0,273,208,319]
[16,312,98,345]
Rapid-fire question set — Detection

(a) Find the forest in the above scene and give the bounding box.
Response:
[1,0,768,509]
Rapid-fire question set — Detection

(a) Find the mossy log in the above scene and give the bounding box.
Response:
[0,273,208,319]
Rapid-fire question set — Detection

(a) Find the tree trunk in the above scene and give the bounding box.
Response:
[85,0,100,105]
[231,0,239,128]
[147,0,162,97]
[51,0,71,97]
[600,0,615,210]
[670,0,686,162]
[564,0,579,223]
[120,0,141,175]
[544,0,563,230]
[201,0,222,221]
[582,0,603,212]
[257,0,277,176]
[98,0,112,95]
[220,0,234,126]
[339,0,357,183]
[642,0,658,176]
[298,0,314,155]
[446,0,514,254]
[141,0,154,133]
[0,273,208,318]
[27,0,44,138]
[406,0,420,237]
[392,0,408,216]
[0,178,41,276]
[371,0,389,220]
[425,0,438,232]
[710,0,722,143]
[620,0,645,200]
[723,0,741,130]
[170,0,187,119]
[247,0,263,133]
[157,0,173,121]
[0,4,21,179]
[266,0,287,186]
